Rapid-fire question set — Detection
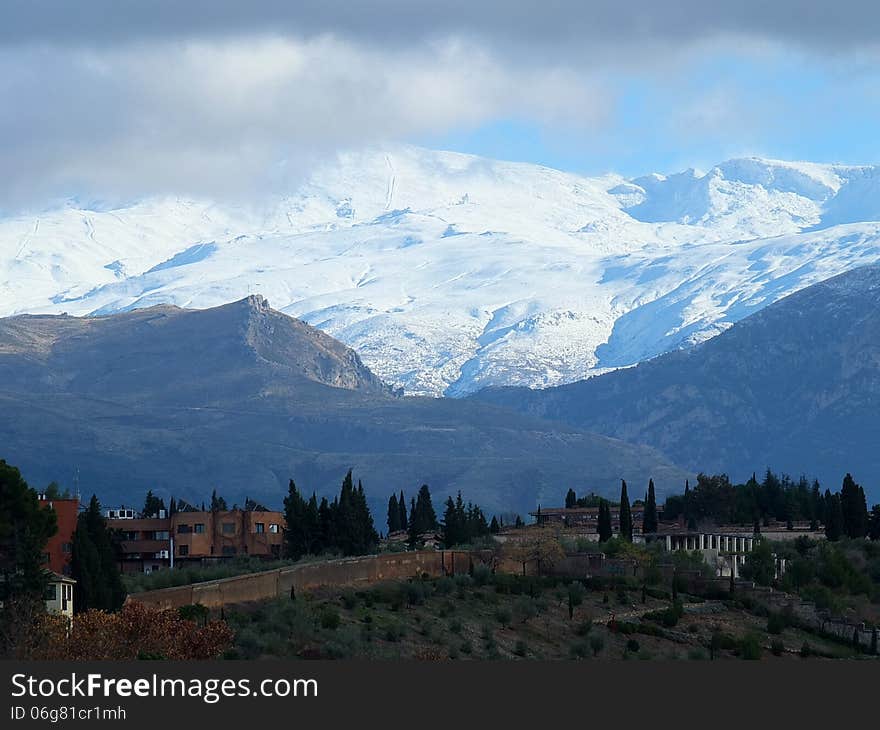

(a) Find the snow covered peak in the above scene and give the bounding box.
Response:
[2,145,880,397]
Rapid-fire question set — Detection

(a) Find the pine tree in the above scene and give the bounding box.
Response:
[408,484,438,545]
[71,495,125,612]
[597,499,613,542]
[398,491,407,531]
[824,491,844,542]
[643,478,658,534]
[142,490,165,518]
[869,505,880,541]
[210,489,227,512]
[565,488,577,509]
[282,479,308,560]
[0,460,57,610]
[387,493,400,534]
[619,480,633,542]
[490,516,500,534]
[683,480,691,524]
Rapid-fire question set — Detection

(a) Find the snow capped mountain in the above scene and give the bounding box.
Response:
[2,145,880,396]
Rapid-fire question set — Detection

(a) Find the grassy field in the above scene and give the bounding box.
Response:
[221,568,862,660]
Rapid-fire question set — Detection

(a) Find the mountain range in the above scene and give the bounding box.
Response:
[3,146,880,396]
[475,265,880,496]
[0,296,689,514]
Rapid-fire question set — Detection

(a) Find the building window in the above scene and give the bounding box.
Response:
[61,542,73,553]
[44,584,57,601]
[194,523,205,534]
[178,545,189,557]
[222,546,236,556]
[222,522,235,535]
[177,524,192,534]
[269,524,279,534]
[153,531,169,540]
[255,523,265,534]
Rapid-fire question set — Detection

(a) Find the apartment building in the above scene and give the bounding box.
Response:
[107,505,284,573]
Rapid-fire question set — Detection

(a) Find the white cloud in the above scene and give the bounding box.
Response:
[0,35,608,209]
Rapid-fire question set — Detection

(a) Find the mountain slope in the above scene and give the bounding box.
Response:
[473,265,880,497]
[0,299,689,513]
[3,146,880,395]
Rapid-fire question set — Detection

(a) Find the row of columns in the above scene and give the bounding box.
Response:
[663,533,756,553]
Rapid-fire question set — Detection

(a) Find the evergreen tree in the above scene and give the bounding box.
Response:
[387,493,401,534]
[840,474,869,538]
[824,491,844,542]
[869,505,880,541]
[0,460,57,608]
[618,480,633,542]
[441,496,461,548]
[71,495,125,612]
[142,490,165,518]
[565,488,577,509]
[597,499,613,542]
[408,484,438,544]
[643,478,658,534]
[169,497,177,515]
[210,489,227,512]
[398,491,407,531]
[682,479,692,525]
[305,493,320,554]
[282,479,309,560]
[490,516,500,534]
[514,515,524,528]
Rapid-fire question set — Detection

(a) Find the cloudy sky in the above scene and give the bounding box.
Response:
[3,1,880,208]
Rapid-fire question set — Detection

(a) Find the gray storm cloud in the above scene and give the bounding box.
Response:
[1,1,877,209]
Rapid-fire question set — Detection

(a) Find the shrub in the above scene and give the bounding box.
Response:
[514,639,528,657]
[771,639,785,656]
[626,638,640,653]
[589,635,605,656]
[449,618,463,634]
[341,591,359,610]
[767,612,787,635]
[320,608,341,631]
[739,634,762,660]
[473,565,493,586]
[687,648,708,660]
[494,606,513,627]
[384,623,404,642]
[799,642,812,658]
[569,640,591,659]
[575,619,593,637]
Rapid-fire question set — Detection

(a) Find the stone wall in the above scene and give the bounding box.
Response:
[127,550,473,610]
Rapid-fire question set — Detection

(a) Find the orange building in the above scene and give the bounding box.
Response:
[38,494,79,576]
[107,504,284,573]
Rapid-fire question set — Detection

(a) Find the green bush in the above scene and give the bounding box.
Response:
[320,608,341,631]
[626,638,640,653]
[771,639,785,656]
[767,612,787,635]
[494,606,513,627]
[514,639,528,657]
[574,619,593,637]
[739,634,762,660]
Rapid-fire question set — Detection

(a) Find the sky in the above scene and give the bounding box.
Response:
[3,1,880,209]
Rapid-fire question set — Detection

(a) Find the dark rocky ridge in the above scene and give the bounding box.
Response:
[0,296,689,513]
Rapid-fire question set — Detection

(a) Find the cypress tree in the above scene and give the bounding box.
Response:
[565,488,577,509]
[387,493,400,534]
[398,491,407,531]
[643,478,658,534]
[597,499,613,542]
[824,491,844,542]
[490,516,500,534]
[283,479,309,560]
[71,495,125,612]
[619,480,633,542]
